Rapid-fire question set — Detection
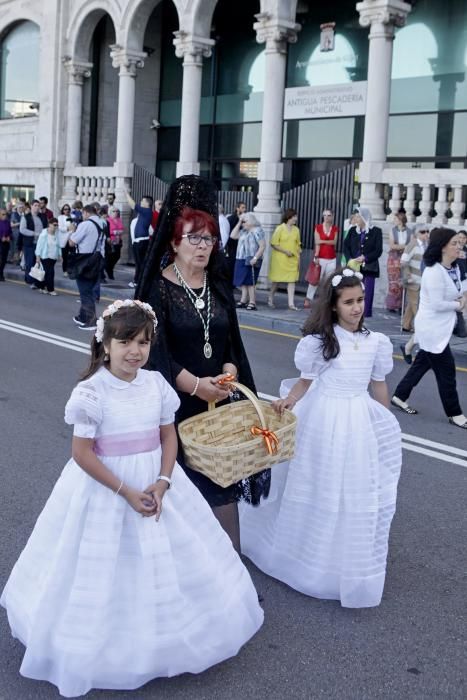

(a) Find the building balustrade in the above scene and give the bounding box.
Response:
[62,167,120,203]
[380,169,467,227]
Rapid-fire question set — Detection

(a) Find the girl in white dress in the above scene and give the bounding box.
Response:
[1,300,263,698]
[241,269,402,608]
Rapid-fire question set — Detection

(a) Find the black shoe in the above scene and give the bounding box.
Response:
[78,322,97,331]
[391,396,418,414]
[402,328,413,334]
[73,315,85,326]
[400,344,412,365]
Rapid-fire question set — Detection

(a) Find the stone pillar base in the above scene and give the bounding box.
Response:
[176,161,200,177]
[359,181,386,220]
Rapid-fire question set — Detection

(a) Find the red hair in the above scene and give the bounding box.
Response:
[172,207,219,247]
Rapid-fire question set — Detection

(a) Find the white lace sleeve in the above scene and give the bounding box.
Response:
[294,335,327,379]
[154,372,181,425]
[371,333,394,381]
[64,382,102,438]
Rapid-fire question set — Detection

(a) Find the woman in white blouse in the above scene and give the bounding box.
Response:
[391,228,466,429]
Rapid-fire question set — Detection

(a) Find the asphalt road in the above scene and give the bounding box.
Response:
[0,280,466,700]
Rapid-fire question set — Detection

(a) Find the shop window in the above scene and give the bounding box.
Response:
[0,21,40,119]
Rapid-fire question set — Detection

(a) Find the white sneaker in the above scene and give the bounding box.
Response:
[49,291,58,296]
[128,281,136,288]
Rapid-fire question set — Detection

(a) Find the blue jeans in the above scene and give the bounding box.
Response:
[22,238,36,284]
[76,276,98,324]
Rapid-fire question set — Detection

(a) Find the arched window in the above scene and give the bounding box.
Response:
[306,35,357,86]
[0,21,40,119]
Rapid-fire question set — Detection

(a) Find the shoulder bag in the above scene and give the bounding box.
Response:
[68,221,104,281]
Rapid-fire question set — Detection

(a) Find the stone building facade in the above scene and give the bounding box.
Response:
[1,0,467,257]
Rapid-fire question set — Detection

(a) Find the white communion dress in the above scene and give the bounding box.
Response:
[1,367,263,698]
[240,327,402,608]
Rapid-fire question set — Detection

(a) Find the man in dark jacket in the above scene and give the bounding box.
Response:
[19,200,46,286]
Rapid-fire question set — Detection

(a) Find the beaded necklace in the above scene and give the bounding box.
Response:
[173,263,213,359]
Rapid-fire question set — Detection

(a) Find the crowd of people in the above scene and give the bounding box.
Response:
[1,175,466,698]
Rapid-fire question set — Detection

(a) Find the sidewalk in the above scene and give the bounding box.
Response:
[4,262,467,362]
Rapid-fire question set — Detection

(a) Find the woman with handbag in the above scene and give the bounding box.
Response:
[136,175,270,552]
[391,228,467,429]
[268,209,302,310]
[343,207,383,318]
[34,218,61,295]
[304,209,338,308]
[230,211,266,310]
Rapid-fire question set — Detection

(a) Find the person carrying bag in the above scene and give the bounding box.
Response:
[69,204,105,330]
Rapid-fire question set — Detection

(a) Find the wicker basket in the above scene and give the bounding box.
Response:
[178,382,296,488]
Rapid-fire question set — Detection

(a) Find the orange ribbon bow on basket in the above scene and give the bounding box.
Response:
[250,426,280,455]
[217,373,236,387]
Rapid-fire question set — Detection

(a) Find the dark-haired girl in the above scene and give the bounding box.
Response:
[392,228,467,428]
[241,269,402,608]
[1,299,263,698]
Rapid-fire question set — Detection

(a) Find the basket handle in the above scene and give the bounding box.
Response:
[208,380,267,429]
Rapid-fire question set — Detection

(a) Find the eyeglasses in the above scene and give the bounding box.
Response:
[181,234,218,247]
[419,230,429,234]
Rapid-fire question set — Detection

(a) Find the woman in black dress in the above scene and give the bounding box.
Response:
[137,175,270,552]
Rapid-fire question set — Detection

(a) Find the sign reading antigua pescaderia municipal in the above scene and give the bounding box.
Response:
[284,81,367,120]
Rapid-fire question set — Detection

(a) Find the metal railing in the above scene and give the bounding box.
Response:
[281,163,357,280]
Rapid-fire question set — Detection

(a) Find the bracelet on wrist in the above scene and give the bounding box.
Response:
[114,480,124,496]
[288,393,300,403]
[190,376,200,397]
[157,475,172,490]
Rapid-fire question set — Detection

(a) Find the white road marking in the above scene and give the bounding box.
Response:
[0,319,90,349]
[0,320,90,355]
[1,319,465,468]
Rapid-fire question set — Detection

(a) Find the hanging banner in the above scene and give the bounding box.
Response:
[284,81,367,120]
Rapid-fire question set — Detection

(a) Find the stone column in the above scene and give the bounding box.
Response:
[62,58,92,165]
[110,46,146,264]
[253,13,300,280]
[62,58,92,202]
[357,0,411,219]
[173,32,214,177]
[110,46,146,169]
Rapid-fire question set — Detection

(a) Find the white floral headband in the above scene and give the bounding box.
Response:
[95,299,158,343]
[331,268,364,288]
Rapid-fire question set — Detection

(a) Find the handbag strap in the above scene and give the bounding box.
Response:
[88,219,104,252]
[72,219,103,255]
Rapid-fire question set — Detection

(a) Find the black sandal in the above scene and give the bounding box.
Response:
[391,397,418,414]
[448,417,467,429]
[399,344,412,365]
[246,303,257,310]
[236,301,247,308]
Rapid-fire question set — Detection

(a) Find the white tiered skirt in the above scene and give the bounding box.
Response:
[1,455,263,697]
[240,384,401,608]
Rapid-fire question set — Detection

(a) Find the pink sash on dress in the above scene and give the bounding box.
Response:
[93,428,160,456]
